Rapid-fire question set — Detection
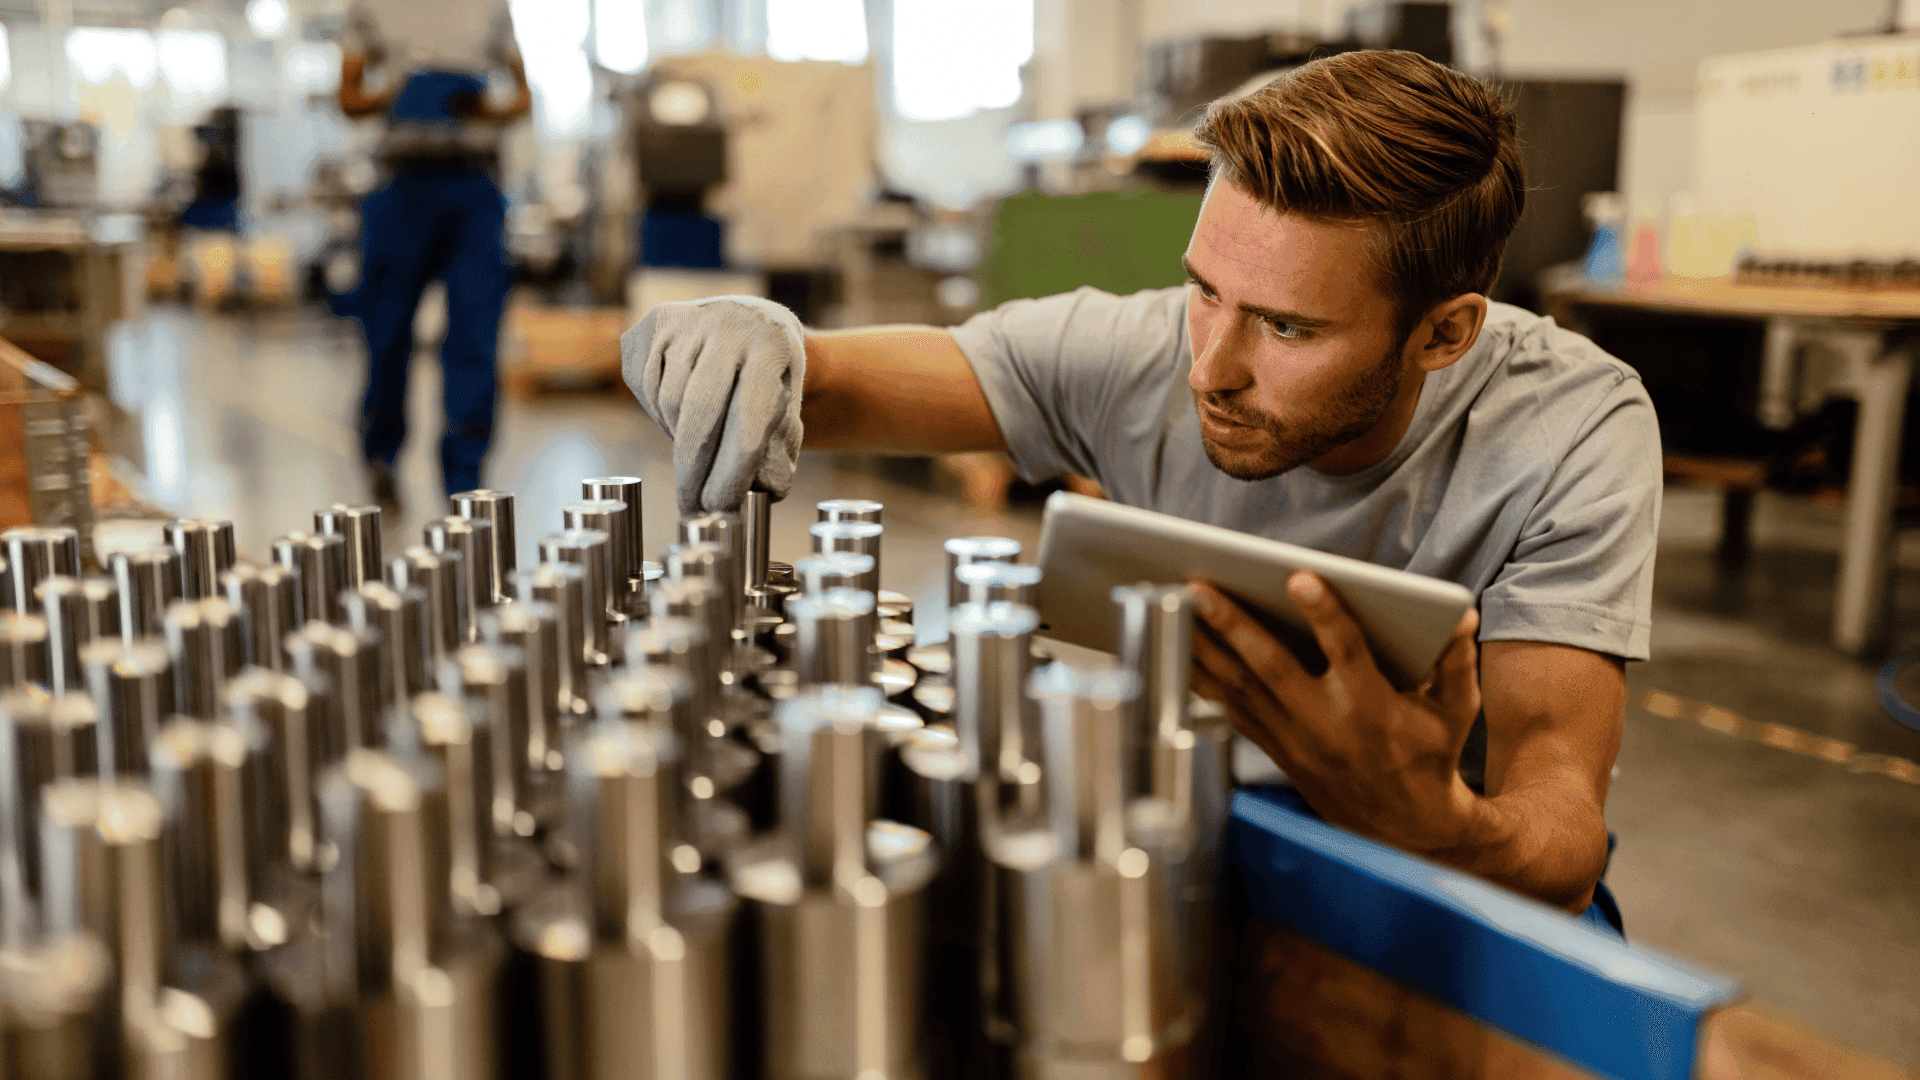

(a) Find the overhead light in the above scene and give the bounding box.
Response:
[649,79,711,125]
[1006,119,1082,161]
[1105,115,1152,156]
[246,0,291,39]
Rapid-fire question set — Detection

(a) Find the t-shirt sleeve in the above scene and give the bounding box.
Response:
[947,285,1185,485]
[1478,373,1661,660]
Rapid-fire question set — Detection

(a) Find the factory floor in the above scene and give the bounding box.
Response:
[105,303,1920,1066]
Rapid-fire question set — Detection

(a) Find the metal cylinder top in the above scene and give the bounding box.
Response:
[3,527,82,614]
[794,553,874,596]
[112,546,184,642]
[272,532,348,627]
[0,611,49,692]
[579,478,642,581]
[36,574,117,697]
[451,490,519,604]
[943,535,1023,612]
[563,500,634,587]
[316,505,383,589]
[956,561,1043,606]
[815,499,884,525]
[163,519,237,601]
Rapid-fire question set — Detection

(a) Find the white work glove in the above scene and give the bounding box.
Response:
[621,296,807,518]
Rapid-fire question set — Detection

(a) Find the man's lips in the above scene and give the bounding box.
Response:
[1198,401,1260,442]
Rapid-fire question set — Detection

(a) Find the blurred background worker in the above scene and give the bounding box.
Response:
[337,0,530,505]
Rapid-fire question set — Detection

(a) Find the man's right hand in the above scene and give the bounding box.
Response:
[622,296,807,518]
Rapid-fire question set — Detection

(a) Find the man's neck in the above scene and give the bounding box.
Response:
[1309,368,1429,477]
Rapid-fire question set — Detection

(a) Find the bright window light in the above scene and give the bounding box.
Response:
[246,0,291,39]
[766,0,867,64]
[893,0,1031,120]
[157,31,227,99]
[593,0,648,74]
[0,24,11,92]
[1105,115,1151,155]
[653,0,714,54]
[511,0,594,137]
[285,42,340,93]
[1006,118,1081,160]
[66,28,159,88]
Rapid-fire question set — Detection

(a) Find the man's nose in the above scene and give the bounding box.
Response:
[1189,312,1250,396]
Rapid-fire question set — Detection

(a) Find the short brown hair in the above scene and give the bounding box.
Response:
[1192,50,1525,336]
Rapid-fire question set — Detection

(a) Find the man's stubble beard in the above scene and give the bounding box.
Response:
[1196,339,1407,482]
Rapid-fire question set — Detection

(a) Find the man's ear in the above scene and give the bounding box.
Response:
[1409,294,1488,374]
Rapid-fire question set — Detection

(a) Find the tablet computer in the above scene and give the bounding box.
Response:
[1032,492,1475,690]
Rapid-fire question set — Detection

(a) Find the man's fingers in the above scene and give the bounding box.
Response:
[1190,621,1286,717]
[1428,607,1482,720]
[1287,571,1373,674]
[1191,582,1311,692]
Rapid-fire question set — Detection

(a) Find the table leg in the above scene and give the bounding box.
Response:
[1833,342,1912,656]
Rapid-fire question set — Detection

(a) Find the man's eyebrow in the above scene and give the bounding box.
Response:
[1180,256,1334,329]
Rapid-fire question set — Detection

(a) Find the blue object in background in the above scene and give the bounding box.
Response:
[639,209,725,269]
[389,70,487,123]
[180,193,238,231]
[1229,787,1740,1080]
[354,164,511,495]
[1583,219,1624,287]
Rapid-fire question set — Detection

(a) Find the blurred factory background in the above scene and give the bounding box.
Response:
[1,0,1918,1072]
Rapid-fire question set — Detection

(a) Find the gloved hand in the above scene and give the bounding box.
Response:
[621,296,807,517]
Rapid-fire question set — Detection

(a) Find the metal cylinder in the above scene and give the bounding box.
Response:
[666,543,735,677]
[164,519,237,601]
[426,516,497,643]
[815,498,883,525]
[789,589,877,690]
[1113,584,1196,812]
[794,552,873,598]
[408,691,499,919]
[443,642,533,842]
[957,561,1042,607]
[733,686,937,1080]
[1,690,62,936]
[220,562,296,673]
[389,544,464,674]
[39,575,118,698]
[162,598,243,722]
[512,566,590,721]
[998,662,1193,1077]
[681,511,744,626]
[226,667,323,876]
[272,532,348,628]
[343,580,424,716]
[481,601,563,786]
[150,717,259,953]
[453,489,520,605]
[540,529,613,667]
[580,477,642,590]
[285,622,383,764]
[0,610,50,693]
[943,536,1023,616]
[649,578,726,720]
[112,546,185,643]
[565,500,635,616]
[744,488,773,591]
[950,602,1041,794]
[315,504,383,589]
[81,638,172,779]
[0,929,110,1080]
[809,521,883,598]
[3,526,82,615]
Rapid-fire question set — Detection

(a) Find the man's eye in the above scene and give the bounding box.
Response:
[1187,278,1217,301]
[1263,319,1306,340]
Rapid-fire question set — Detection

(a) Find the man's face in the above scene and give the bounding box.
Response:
[1183,181,1411,481]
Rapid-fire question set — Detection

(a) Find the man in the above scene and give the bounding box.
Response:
[338,0,530,503]
[623,50,1658,928]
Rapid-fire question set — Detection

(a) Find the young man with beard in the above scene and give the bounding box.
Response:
[622,49,1659,930]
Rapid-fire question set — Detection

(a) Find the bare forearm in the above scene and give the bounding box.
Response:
[1428,777,1610,912]
[800,327,1007,453]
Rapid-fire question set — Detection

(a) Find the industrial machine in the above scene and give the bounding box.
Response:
[0,476,1229,1078]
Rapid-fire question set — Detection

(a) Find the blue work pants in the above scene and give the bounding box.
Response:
[355,164,511,496]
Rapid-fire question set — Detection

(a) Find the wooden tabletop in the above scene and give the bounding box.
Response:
[1547,277,1920,325]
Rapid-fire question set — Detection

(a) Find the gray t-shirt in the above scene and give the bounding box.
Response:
[949,286,1660,662]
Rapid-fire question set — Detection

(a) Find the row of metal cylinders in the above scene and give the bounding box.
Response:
[0,485,1226,1080]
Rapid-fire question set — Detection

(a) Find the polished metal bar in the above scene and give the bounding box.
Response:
[942,536,1022,616]
[650,578,726,719]
[39,575,118,698]
[681,511,744,627]
[808,521,883,598]
[453,489,520,604]
[81,638,173,779]
[444,642,533,841]
[510,563,590,718]
[389,545,464,675]
[950,602,1041,798]
[815,498,883,525]
[164,519,238,602]
[225,668,323,876]
[565,499,636,617]
[285,622,383,764]
[0,611,50,693]
[580,477,642,594]
[163,598,244,722]
[788,589,876,690]
[315,505,383,589]
[481,601,563,786]
[112,546,185,643]
[151,717,259,953]
[271,532,348,628]
[342,581,420,717]
[408,691,499,918]
[1112,583,1196,813]
[793,552,872,597]
[540,529,614,667]
[665,543,734,680]
[425,516,497,643]
[744,489,772,591]
[3,526,82,615]
[1,690,59,940]
[220,562,296,673]
[956,562,1042,607]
